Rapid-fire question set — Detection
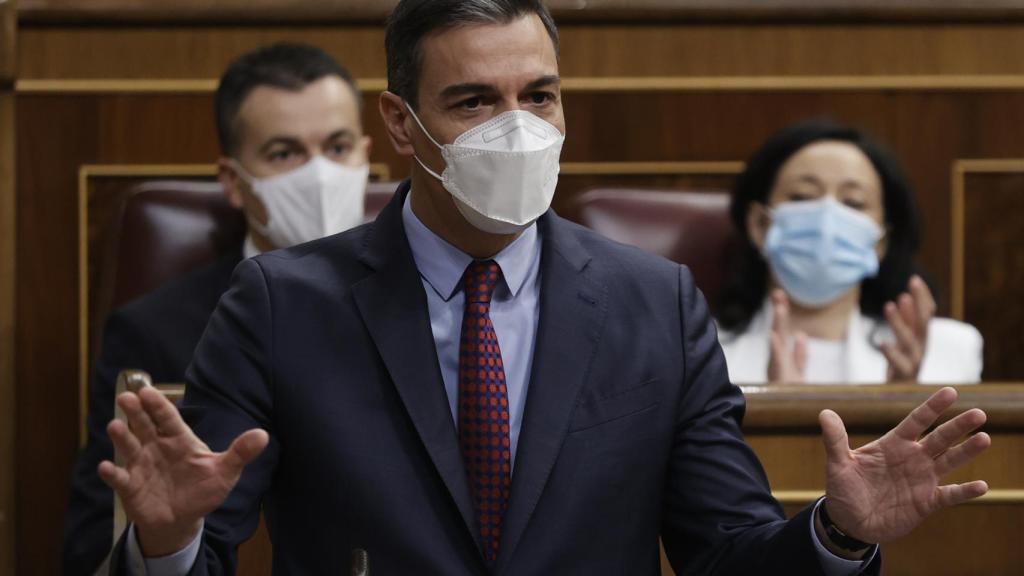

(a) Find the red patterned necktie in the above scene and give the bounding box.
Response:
[458,259,512,563]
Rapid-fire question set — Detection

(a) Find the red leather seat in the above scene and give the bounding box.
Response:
[110,181,245,310]
[102,180,398,311]
[572,188,736,306]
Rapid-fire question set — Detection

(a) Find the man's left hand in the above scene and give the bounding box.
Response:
[819,386,990,545]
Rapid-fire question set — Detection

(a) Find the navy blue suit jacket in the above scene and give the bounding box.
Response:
[117,182,877,574]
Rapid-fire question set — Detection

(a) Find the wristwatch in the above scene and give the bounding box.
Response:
[819,500,873,553]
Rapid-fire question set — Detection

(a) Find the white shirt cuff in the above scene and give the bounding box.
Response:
[125,521,203,576]
[810,499,878,576]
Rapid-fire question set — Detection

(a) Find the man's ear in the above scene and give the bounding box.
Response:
[379,91,415,156]
[747,202,771,251]
[217,158,245,210]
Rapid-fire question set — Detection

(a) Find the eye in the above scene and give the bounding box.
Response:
[527,91,554,105]
[843,199,867,211]
[459,97,483,110]
[787,191,816,202]
[326,142,351,158]
[267,149,293,163]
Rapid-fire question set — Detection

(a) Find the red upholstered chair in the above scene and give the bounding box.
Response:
[101,180,398,312]
[572,188,737,307]
[108,181,245,311]
[88,178,398,369]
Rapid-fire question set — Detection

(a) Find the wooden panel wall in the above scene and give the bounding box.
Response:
[13,10,1024,574]
[18,23,1024,80]
[960,166,1024,381]
[0,1,16,573]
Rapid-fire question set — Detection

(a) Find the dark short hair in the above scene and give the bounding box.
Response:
[385,0,559,110]
[717,118,923,333]
[215,42,360,156]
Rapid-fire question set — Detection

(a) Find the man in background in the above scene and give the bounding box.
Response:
[63,42,371,574]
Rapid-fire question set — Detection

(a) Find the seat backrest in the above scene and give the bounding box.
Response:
[104,180,399,312]
[573,188,737,306]
[111,181,245,310]
[87,179,398,380]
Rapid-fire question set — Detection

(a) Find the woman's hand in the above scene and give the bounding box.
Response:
[881,275,935,382]
[767,289,808,384]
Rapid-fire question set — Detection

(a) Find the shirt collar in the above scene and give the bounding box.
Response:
[243,234,261,259]
[401,191,539,302]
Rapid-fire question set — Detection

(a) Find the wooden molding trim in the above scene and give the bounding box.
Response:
[742,383,1024,431]
[772,489,1024,506]
[560,161,743,176]
[17,1,1024,24]
[0,91,16,574]
[76,162,390,444]
[19,75,1024,95]
[0,4,15,570]
[950,159,1024,321]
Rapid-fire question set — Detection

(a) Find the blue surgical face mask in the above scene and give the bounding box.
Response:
[763,196,884,308]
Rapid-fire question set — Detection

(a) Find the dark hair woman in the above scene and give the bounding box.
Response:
[716,119,982,384]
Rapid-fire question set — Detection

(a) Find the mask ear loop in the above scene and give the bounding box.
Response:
[224,159,278,241]
[228,158,258,185]
[404,103,446,182]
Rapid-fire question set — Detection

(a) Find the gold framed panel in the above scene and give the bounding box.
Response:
[76,162,391,444]
[950,159,1024,321]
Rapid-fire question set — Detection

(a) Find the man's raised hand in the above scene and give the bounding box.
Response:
[98,386,268,556]
[819,386,990,546]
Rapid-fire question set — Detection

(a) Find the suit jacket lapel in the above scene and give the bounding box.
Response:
[350,182,482,551]
[495,214,608,573]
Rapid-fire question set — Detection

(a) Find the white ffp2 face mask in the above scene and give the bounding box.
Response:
[407,104,565,235]
[232,156,369,249]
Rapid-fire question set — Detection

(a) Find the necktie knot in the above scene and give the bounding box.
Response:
[464,260,501,304]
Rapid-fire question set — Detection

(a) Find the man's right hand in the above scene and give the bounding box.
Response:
[98,386,269,557]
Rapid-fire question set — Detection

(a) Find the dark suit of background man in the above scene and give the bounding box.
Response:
[99,1,992,574]
[63,42,372,575]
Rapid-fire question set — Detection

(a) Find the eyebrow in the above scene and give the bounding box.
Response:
[523,75,561,92]
[793,174,825,187]
[323,129,357,142]
[438,75,562,101]
[792,174,870,192]
[258,137,301,155]
[258,129,356,154]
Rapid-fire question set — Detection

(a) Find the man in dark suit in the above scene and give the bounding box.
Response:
[63,43,371,574]
[100,1,991,574]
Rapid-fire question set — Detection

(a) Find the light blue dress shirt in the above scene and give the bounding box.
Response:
[401,193,542,468]
[127,192,870,575]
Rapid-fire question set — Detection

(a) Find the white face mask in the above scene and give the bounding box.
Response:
[232,156,369,249]
[406,104,565,235]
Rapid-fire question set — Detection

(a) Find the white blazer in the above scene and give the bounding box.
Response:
[717,303,983,385]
